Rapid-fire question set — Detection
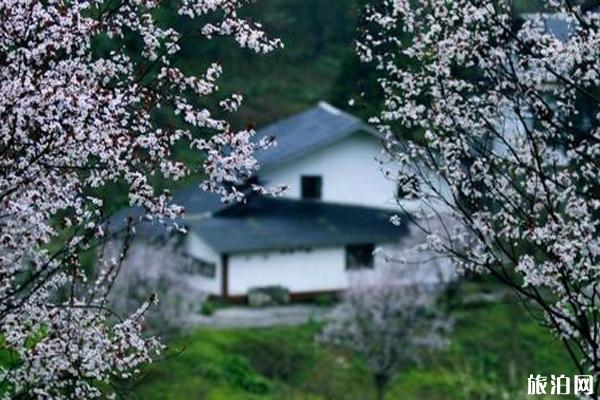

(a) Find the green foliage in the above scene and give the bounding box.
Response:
[314,293,335,308]
[128,284,575,400]
[232,327,317,384]
[0,337,20,396]
[511,0,546,13]
[220,356,272,394]
[201,299,229,316]
[200,302,216,316]
[163,0,363,130]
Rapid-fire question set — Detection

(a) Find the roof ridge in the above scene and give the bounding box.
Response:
[318,101,370,126]
[253,102,379,170]
[214,195,401,217]
[318,100,342,115]
[258,101,364,133]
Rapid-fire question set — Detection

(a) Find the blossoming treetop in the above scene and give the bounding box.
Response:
[360,0,600,384]
[0,0,280,397]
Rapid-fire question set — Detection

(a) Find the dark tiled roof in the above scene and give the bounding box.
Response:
[107,187,225,239]
[253,102,377,171]
[521,13,577,42]
[187,196,408,254]
[107,206,176,239]
[108,103,385,246]
[171,185,224,216]
[542,15,573,41]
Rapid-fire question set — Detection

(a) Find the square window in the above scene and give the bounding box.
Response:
[345,244,375,270]
[196,260,216,278]
[301,175,322,200]
[183,257,216,278]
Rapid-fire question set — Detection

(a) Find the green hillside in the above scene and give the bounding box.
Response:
[177,0,546,128]
[126,285,574,399]
[174,0,362,128]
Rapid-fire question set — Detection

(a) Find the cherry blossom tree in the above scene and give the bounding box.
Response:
[0,0,280,397]
[319,271,448,400]
[109,240,209,335]
[359,0,600,390]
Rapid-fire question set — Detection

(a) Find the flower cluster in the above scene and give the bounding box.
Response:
[319,268,448,398]
[0,0,280,397]
[361,0,600,379]
[109,240,210,333]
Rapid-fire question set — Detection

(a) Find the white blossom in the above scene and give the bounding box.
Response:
[0,0,280,397]
[362,0,600,385]
[319,269,449,400]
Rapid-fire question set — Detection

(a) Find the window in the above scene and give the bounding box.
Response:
[301,175,322,200]
[183,257,216,278]
[345,244,375,270]
[195,260,216,278]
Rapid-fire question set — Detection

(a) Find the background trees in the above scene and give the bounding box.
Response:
[109,240,208,335]
[359,0,600,389]
[319,270,449,400]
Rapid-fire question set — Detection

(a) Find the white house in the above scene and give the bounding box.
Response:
[121,102,448,301]
[182,196,410,300]
[254,101,398,208]
[141,13,590,302]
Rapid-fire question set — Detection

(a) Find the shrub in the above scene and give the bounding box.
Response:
[220,356,271,394]
[315,293,335,307]
[233,332,317,383]
[201,301,216,316]
[247,286,290,307]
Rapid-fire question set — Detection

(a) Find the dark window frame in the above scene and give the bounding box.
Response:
[345,243,375,270]
[183,257,217,278]
[301,175,322,200]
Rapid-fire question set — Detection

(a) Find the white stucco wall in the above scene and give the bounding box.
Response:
[185,232,222,295]
[261,132,399,209]
[226,244,400,296]
[182,238,396,297]
[227,247,344,296]
[184,226,456,297]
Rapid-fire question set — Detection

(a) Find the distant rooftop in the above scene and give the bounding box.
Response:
[520,9,600,42]
[171,185,224,217]
[253,101,377,171]
[187,196,408,254]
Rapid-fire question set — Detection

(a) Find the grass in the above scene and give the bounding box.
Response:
[127,284,576,400]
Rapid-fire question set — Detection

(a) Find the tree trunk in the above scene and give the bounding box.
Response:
[309,0,323,59]
[375,384,385,400]
[373,373,388,400]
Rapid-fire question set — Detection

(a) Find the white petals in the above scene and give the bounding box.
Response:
[0,0,278,397]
